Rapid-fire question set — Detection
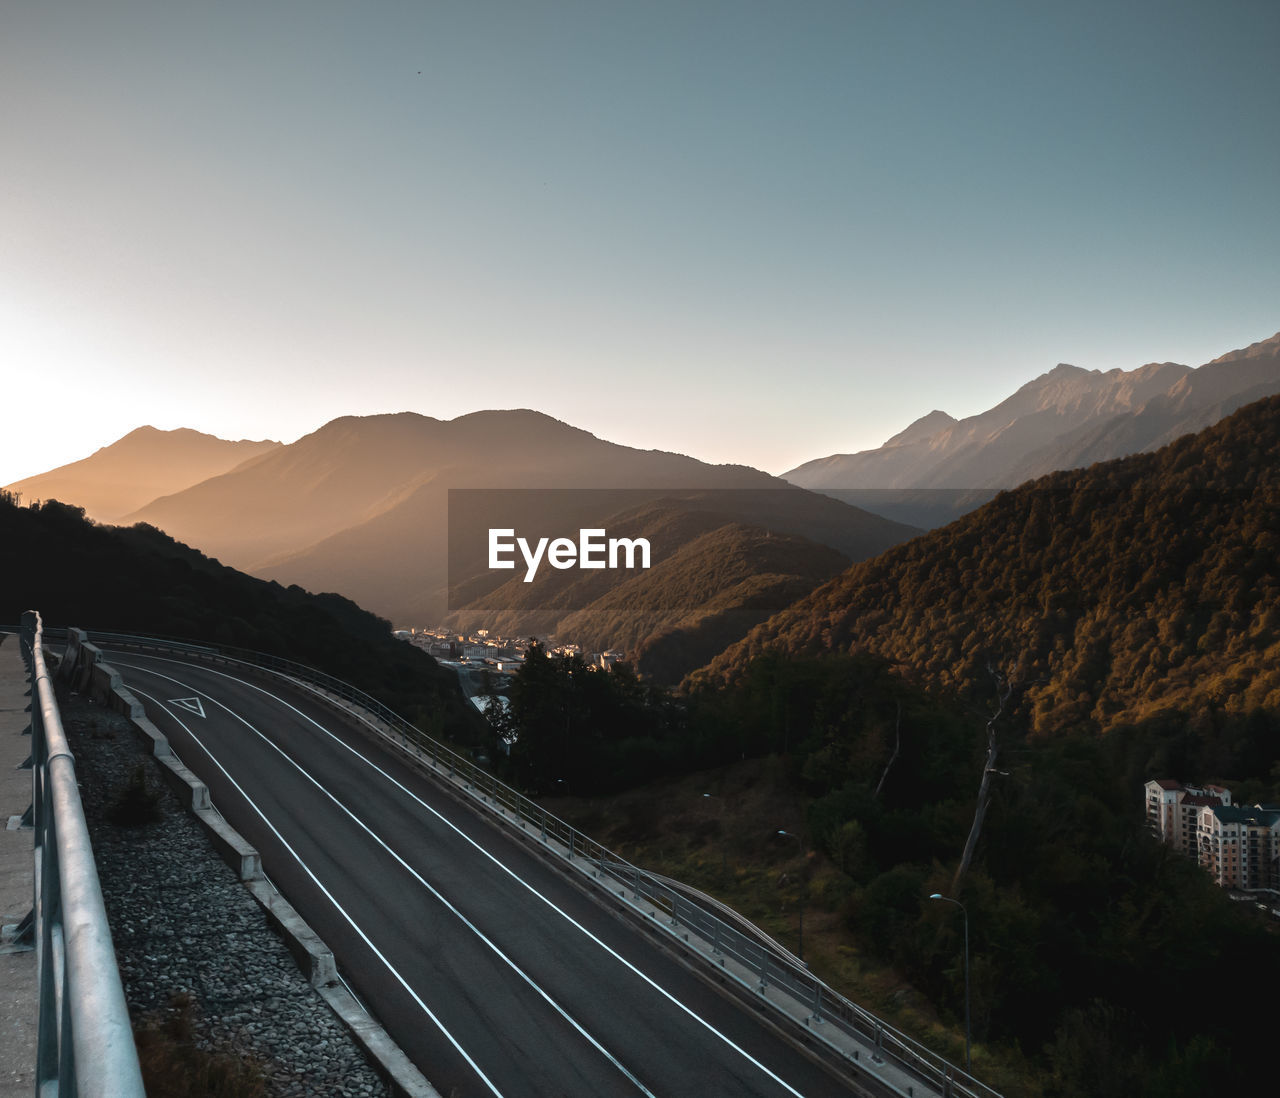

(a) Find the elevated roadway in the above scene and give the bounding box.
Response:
[106,648,868,1098]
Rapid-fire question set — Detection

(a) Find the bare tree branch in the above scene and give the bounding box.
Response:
[874,699,902,799]
[952,665,1013,893]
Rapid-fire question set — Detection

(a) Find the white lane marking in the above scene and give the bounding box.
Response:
[126,684,506,1098]
[127,664,656,1098]
[114,653,809,1098]
[168,696,205,717]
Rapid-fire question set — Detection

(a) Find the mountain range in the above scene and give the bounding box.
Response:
[7,328,1277,676]
[5,411,915,661]
[784,331,1280,527]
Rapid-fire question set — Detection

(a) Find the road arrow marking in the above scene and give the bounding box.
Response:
[169,696,206,718]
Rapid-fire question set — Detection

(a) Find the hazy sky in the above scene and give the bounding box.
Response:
[4,1,1278,486]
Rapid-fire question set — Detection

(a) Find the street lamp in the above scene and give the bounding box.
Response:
[929,892,970,1070]
[777,830,804,961]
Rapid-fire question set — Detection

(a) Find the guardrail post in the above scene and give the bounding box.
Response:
[34,832,59,1083]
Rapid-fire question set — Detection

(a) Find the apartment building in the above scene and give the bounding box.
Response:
[1143,778,1231,854]
[1145,779,1280,891]
[1197,804,1280,890]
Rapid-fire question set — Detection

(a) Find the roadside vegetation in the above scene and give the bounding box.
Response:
[490,643,1280,1098]
[133,992,269,1098]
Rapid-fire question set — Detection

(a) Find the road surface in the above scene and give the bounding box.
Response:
[106,650,861,1098]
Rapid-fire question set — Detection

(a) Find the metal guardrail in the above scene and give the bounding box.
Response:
[20,611,146,1098]
[79,626,999,1098]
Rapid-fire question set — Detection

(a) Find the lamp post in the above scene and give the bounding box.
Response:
[777,830,804,961]
[929,892,970,1070]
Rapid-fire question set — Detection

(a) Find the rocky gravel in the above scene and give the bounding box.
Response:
[62,691,392,1097]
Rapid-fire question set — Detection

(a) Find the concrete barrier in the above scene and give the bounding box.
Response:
[130,714,172,758]
[245,880,336,988]
[151,753,211,812]
[55,628,88,687]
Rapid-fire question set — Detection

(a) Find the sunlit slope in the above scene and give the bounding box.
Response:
[705,393,1280,736]
[5,426,280,522]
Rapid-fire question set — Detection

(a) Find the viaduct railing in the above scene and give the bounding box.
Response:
[19,612,145,1098]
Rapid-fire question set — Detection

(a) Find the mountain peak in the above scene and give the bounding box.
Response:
[1019,363,1092,389]
[117,424,279,447]
[452,407,595,431]
[1210,330,1280,364]
[882,409,958,448]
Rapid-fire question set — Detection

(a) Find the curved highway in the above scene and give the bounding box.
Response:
[106,650,859,1098]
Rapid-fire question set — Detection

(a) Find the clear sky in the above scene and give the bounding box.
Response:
[4,1,1278,486]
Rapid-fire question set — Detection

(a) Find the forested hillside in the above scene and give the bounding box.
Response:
[705,394,1280,751]
[0,493,477,738]
[452,509,851,683]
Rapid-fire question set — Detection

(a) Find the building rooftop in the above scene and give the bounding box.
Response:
[1210,805,1280,826]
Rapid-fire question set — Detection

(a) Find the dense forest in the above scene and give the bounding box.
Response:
[0,492,478,738]
[559,520,850,682]
[702,394,1280,744]
[692,650,1280,1096]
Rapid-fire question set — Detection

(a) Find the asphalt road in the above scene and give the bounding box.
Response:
[107,650,860,1098]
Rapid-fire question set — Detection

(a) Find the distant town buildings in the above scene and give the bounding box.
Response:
[1144,778,1280,893]
[391,626,626,678]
